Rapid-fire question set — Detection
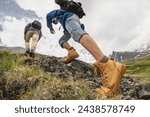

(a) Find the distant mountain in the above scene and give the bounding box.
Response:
[111,49,150,62]
[0,46,26,53]
[0,0,39,45]
[0,0,38,22]
[134,43,150,52]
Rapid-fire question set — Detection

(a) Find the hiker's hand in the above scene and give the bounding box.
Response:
[52,18,58,24]
[50,28,55,34]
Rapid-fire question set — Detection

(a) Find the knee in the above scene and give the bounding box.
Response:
[73,32,88,43]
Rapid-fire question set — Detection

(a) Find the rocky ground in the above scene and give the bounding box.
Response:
[0,49,150,100]
[25,55,150,100]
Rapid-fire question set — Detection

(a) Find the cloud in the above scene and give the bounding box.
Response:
[1,17,26,47]
[2,0,150,60]
[81,0,150,53]
[16,0,58,16]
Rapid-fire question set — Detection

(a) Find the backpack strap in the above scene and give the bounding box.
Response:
[24,23,32,35]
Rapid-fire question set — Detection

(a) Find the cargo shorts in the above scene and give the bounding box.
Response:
[59,14,87,47]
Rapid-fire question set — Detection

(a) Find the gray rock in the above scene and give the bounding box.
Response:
[138,90,150,100]
[144,83,150,92]
[22,55,150,100]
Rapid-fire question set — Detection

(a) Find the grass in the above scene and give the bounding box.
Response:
[0,50,19,72]
[124,56,150,82]
[0,50,100,100]
[1,49,149,99]
[21,77,97,100]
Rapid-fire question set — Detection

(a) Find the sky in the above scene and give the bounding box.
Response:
[1,0,150,61]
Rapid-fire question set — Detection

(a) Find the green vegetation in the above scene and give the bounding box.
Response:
[0,50,18,72]
[0,50,98,100]
[1,49,150,100]
[124,56,150,82]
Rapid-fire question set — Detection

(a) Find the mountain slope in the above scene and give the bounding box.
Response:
[124,55,150,81]
[0,48,150,100]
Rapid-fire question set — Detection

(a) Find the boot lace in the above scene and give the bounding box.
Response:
[93,64,108,86]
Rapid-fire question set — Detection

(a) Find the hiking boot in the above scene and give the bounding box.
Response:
[93,59,126,97]
[24,49,30,56]
[29,50,35,58]
[63,48,79,63]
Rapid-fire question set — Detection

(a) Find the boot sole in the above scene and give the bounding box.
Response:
[111,64,126,94]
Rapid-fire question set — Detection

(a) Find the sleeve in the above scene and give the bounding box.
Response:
[46,9,64,29]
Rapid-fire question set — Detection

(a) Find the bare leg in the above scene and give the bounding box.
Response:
[79,34,125,97]
[62,42,72,52]
[24,32,31,50]
[25,41,30,50]
[31,33,39,52]
[80,34,105,61]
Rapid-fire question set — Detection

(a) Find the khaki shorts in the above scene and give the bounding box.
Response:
[25,30,39,42]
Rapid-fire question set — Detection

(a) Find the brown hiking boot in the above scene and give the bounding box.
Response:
[24,49,30,56]
[63,48,79,63]
[93,59,126,97]
[29,50,35,58]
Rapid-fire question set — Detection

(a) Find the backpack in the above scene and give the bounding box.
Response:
[31,20,42,30]
[55,0,85,19]
[24,23,32,34]
[55,0,69,9]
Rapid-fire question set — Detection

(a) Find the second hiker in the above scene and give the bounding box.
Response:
[46,0,126,97]
[24,20,42,58]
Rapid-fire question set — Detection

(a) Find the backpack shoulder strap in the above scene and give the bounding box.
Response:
[24,23,32,34]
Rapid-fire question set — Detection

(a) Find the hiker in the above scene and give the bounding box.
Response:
[24,20,42,58]
[46,0,126,97]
